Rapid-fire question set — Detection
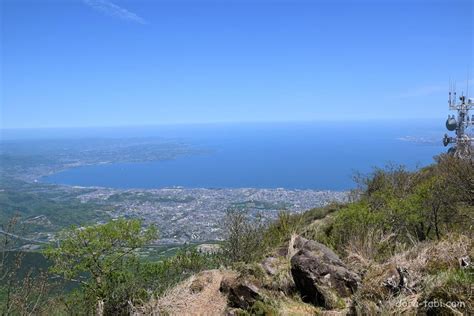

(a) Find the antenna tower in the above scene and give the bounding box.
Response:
[443,82,474,160]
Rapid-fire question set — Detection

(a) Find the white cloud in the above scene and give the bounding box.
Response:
[83,0,147,24]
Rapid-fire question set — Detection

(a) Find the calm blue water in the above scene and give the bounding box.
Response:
[42,121,445,190]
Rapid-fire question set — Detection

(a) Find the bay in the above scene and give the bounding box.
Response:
[42,121,445,190]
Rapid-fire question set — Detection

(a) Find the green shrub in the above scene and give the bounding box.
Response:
[221,209,267,264]
[326,202,387,253]
[420,268,473,315]
[44,218,158,315]
[234,262,267,285]
[320,158,474,260]
[249,300,278,315]
[141,248,221,295]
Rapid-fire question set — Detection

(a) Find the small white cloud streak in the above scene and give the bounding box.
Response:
[83,0,147,24]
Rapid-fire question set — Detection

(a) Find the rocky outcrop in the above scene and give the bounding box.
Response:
[290,236,360,309]
[220,275,262,310]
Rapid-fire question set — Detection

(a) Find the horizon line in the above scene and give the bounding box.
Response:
[0,117,449,131]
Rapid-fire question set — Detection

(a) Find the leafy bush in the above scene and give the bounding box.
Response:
[140,247,221,295]
[43,218,221,315]
[221,209,267,264]
[44,218,158,315]
[320,157,474,260]
[266,205,341,245]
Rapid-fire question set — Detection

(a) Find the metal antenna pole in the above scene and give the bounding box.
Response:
[442,77,473,160]
[467,68,470,103]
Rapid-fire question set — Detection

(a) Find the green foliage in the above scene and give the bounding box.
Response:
[263,204,342,250]
[0,188,109,232]
[44,218,158,315]
[299,204,342,224]
[262,211,302,250]
[221,209,267,264]
[221,205,342,267]
[326,202,385,249]
[320,156,474,259]
[249,300,278,315]
[421,267,474,314]
[234,262,267,284]
[43,218,221,314]
[138,247,221,295]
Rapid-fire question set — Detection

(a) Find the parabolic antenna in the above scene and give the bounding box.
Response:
[446,116,457,131]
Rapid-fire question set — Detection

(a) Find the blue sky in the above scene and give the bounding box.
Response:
[1,0,473,128]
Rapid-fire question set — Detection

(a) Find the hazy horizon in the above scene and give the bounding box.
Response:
[0,118,445,140]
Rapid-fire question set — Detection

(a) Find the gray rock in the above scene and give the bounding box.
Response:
[291,236,344,266]
[220,276,262,310]
[290,236,360,309]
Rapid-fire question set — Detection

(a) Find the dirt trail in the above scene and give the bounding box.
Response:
[134,269,233,316]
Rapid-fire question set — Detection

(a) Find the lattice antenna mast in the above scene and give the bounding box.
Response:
[443,81,474,160]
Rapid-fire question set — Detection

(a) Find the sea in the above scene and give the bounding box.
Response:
[32,120,446,191]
